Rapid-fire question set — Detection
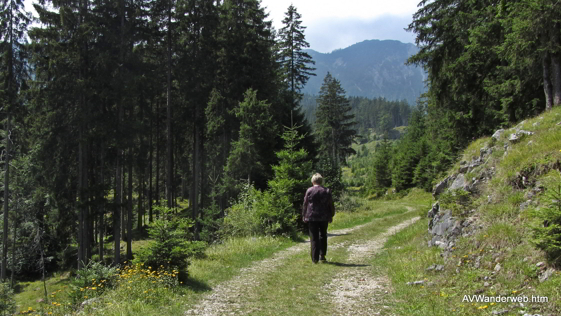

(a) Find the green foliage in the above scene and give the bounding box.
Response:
[369,136,393,191]
[531,184,561,267]
[277,4,316,102]
[0,283,15,316]
[134,211,205,280]
[267,126,313,232]
[222,183,295,237]
[315,72,358,166]
[439,189,472,216]
[224,88,278,192]
[198,202,224,244]
[315,155,344,198]
[335,192,363,213]
[221,183,263,237]
[68,261,118,304]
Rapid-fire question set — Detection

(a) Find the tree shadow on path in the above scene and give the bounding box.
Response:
[323,262,370,268]
[183,277,212,293]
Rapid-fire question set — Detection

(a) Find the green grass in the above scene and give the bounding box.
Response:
[225,200,426,316]
[13,190,432,316]
[368,108,561,316]
[15,272,73,313]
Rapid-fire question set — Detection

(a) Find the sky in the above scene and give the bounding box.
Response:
[261,0,421,53]
[24,0,421,53]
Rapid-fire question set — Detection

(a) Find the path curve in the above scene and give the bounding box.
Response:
[185,207,419,316]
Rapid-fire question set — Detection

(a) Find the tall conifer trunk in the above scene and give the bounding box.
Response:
[2,115,10,281]
[551,23,561,106]
[127,149,133,260]
[166,0,174,209]
[543,51,554,110]
[99,146,104,262]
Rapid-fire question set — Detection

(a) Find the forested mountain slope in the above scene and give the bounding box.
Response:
[302,40,426,105]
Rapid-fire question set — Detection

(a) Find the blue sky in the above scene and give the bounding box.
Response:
[24,0,421,53]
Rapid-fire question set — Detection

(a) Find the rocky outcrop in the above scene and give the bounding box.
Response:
[427,202,466,250]
[432,175,454,197]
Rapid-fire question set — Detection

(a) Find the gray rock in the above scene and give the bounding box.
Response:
[450,221,463,237]
[406,280,425,286]
[536,262,544,267]
[480,146,492,159]
[429,235,441,247]
[431,211,454,236]
[509,133,520,142]
[484,281,490,287]
[519,200,532,211]
[532,122,539,127]
[426,264,436,271]
[449,174,467,191]
[492,129,505,140]
[519,130,534,136]
[428,201,439,218]
[81,298,101,306]
[434,265,444,272]
[539,268,555,283]
[462,216,476,228]
[435,241,447,249]
[491,310,509,315]
[475,256,481,269]
[494,263,501,272]
[433,175,454,197]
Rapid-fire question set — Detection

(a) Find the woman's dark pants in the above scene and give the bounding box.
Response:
[308,221,328,263]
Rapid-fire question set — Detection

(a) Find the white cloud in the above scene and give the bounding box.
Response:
[261,0,420,52]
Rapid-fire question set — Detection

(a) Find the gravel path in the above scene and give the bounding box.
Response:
[184,207,419,316]
[184,218,373,316]
[322,216,420,316]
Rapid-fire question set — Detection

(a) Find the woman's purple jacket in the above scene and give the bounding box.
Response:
[302,185,335,222]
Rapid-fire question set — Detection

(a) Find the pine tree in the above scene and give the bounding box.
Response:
[315,72,357,166]
[278,4,315,107]
[371,136,393,190]
[0,0,31,282]
[224,89,277,191]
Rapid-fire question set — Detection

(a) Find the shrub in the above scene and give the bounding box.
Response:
[439,189,472,216]
[198,202,224,243]
[68,260,118,305]
[221,183,263,237]
[531,183,561,267]
[134,211,205,281]
[0,282,15,316]
[335,192,363,212]
[221,183,298,237]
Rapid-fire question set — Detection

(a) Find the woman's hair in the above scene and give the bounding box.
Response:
[311,173,323,185]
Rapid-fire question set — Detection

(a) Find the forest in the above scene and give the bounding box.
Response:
[1,0,561,314]
[0,0,364,284]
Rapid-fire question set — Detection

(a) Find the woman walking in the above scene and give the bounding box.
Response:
[302,173,335,263]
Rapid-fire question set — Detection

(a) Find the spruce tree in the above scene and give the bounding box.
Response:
[315,72,358,167]
[224,89,277,191]
[371,136,393,190]
[278,4,316,107]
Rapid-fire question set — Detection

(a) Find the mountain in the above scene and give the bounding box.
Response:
[303,39,426,106]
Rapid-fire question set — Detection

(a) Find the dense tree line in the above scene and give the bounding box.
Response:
[366,0,561,195]
[0,1,359,281]
[302,94,411,139]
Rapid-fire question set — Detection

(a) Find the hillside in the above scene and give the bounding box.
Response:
[303,40,426,105]
[371,108,561,315]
